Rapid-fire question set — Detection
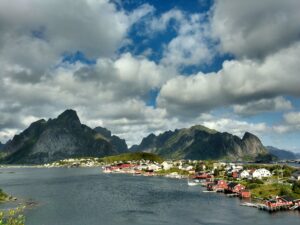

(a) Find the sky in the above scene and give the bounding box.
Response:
[0,0,300,152]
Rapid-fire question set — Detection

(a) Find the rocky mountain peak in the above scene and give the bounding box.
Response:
[57,109,80,122]
[242,132,260,141]
[0,109,118,164]
[55,109,81,128]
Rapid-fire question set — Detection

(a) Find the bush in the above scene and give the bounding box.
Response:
[292,181,300,194]
[0,207,25,225]
[248,178,264,184]
[279,186,293,196]
[247,183,261,190]
[0,189,8,202]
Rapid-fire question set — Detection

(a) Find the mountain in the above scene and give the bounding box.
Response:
[266,146,296,160]
[0,110,119,164]
[0,142,3,150]
[130,125,271,161]
[94,127,128,153]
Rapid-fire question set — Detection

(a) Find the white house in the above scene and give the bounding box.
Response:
[292,171,300,181]
[162,161,173,170]
[147,164,161,171]
[240,170,250,179]
[252,168,271,179]
[213,162,226,170]
[183,165,194,171]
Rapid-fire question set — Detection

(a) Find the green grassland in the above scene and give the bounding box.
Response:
[100,152,163,164]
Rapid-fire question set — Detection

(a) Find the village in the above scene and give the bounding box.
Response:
[41,154,300,213]
[102,159,300,213]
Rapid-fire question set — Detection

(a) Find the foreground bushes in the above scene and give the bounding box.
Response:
[0,207,25,225]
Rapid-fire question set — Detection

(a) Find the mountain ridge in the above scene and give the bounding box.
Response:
[94,126,128,153]
[0,110,122,164]
[266,146,298,160]
[131,126,272,161]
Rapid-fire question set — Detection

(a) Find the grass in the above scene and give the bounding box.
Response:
[156,167,189,176]
[0,189,8,202]
[0,206,25,225]
[100,152,163,164]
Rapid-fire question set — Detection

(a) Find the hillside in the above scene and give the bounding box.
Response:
[266,146,297,160]
[131,125,271,161]
[94,127,128,153]
[0,110,120,164]
[100,152,163,164]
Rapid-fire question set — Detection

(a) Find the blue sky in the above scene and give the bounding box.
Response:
[0,0,300,152]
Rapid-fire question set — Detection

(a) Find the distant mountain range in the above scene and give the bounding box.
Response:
[265,146,300,160]
[0,109,281,164]
[0,110,127,164]
[0,142,3,150]
[130,125,272,161]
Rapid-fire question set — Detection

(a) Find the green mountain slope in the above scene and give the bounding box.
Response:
[0,110,118,164]
[131,125,271,161]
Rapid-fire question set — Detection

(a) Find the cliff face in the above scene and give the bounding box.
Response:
[94,127,128,153]
[1,110,116,164]
[131,125,270,161]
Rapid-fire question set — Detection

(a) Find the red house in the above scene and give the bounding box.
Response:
[232,171,239,179]
[265,196,294,208]
[195,173,213,179]
[226,182,245,193]
[239,189,251,198]
[216,180,228,191]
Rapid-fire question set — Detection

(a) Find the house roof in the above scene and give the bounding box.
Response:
[227,182,238,188]
[280,196,295,202]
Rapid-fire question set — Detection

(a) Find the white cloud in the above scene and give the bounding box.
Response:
[158,42,300,116]
[273,111,300,134]
[149,9,184,32]
[0,0,153,85]
[146,9,214,68]
[202,118,268,137]
[211,0,300,58]
[284,112,300,124]
[233,97,293,116]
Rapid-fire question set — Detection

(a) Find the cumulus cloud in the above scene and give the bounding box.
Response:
[284,112,300,124]
[202,118,268,137]
[233,97,293,116]
[158,42,300,116]
[146,9,214,68]
[0,0,152,84]
[273,111,300,134]
[211,0,300,58]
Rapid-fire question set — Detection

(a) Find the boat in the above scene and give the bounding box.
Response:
[240,202,258,208]
[187,177,201,186]
[188,180,199,186]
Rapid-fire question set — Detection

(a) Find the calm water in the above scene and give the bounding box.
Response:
[0,168,299,225]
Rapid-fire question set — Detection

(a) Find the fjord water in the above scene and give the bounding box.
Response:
[0,168,299,225]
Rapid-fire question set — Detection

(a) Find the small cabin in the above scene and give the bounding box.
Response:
[239,189,251,198]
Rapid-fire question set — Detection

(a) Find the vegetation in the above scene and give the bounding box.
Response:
[156,167,189,176]
[249,183,298,199]
[100,152,163,164]
[0,189,8,202]
[0,207,25,225]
